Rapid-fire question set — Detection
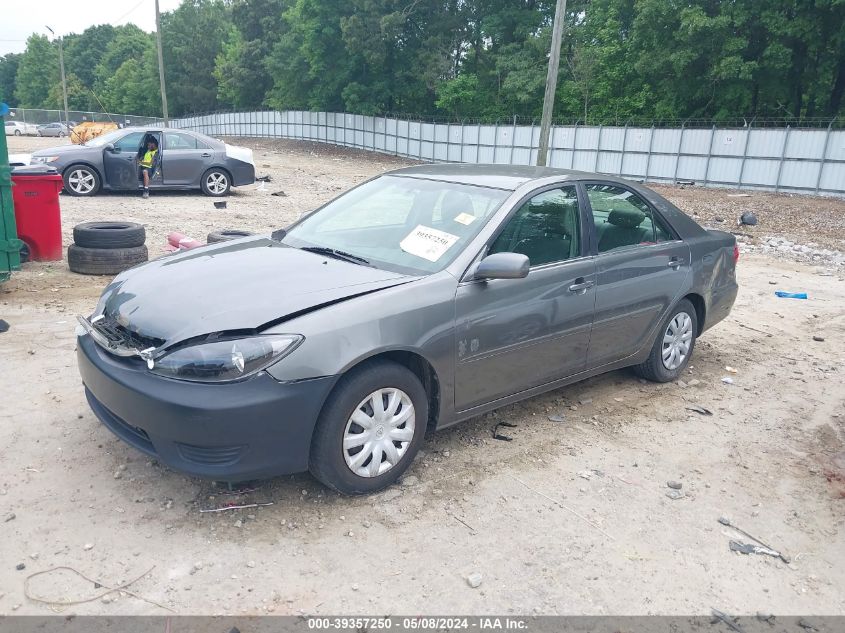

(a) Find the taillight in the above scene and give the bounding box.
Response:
[733,243,740,264]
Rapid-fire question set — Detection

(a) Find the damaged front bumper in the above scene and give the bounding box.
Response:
[77,333,336,481]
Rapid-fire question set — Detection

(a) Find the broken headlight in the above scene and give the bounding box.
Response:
[150,335,303,383]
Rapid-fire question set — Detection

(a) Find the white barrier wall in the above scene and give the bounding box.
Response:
[173,111,845,198]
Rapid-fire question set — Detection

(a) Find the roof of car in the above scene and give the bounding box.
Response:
[389,164,607,190]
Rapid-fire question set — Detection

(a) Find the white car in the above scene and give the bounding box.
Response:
[5,121,39,136]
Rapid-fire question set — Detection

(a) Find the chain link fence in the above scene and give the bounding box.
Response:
[5,108,164,127]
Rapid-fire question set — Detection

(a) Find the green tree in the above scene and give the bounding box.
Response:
[161,0,231,115]
[14,35,58,107]
[0,53,20,104]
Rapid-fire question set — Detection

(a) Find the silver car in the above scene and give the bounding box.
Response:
[36,122,71,137]
[77,165,739,494]
[30,127,256,197]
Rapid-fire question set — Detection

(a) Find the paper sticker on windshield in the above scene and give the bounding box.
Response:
[400,225,459,262]
[453,212,476,226]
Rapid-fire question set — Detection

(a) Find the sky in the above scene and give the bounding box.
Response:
[0,0,183,55]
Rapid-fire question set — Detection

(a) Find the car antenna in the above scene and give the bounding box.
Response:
[88,89,116,124]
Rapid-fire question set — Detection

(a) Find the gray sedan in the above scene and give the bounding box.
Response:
[77,165,738,494]
[30,127,255,197]
[36,122,71,137]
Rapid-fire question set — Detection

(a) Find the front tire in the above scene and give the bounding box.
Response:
[201,168,231,197]
[14,130,21,136]
[310,360,428,495]
[63,164,101,196]
[634,299,698,383]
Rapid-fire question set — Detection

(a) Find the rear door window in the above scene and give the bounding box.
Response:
[165,132,199,150]
[585,184,671,253]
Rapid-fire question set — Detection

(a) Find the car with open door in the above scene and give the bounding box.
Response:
[76,165,738,494]
[29,127,255,196]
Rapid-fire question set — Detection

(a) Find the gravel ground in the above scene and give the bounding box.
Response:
[0,135,843,616]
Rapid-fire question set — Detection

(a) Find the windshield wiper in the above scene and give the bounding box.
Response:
[300,246,371,266]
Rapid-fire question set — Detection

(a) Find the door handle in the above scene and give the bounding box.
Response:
[201,153,212,157]
[668,258,683,269]
[568,279,595,294]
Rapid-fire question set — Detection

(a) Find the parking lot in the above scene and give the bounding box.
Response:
[1,135,844,616]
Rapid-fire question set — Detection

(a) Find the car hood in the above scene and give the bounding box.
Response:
[97,237,414,347]
[32,144,97,158]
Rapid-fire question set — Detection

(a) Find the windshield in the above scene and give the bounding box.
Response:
[84,129,131,147]
[283,175,510,275]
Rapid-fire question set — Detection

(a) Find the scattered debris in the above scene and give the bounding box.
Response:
[508,474,615,540]
[667,481,682,490]
[0,319,9,333]
[775,291,808,299]
[16,563,25,571]
[83,543,94,551]
[721,377,734,385]
[718,516,790,563]
[711,608,745,633]
[727,194,751,198]
[213,201,227,209]
[724,366,738,373]
[466,572,483,588]
[798,618,819,631]
[271,190,288,197]
[579,398,593,405]
[4,512,15,522]
[492,421,517,441]
[577,470,593,480]
[199,502,274,513]
[24,565,173,611]
[729,540,781,558]
[736,322,772,337]
[255,175,272,182]
[665,489,684,500]
[685,405,713,416]
[755,613,775,624]
[548,414,566,423]
[812,335,825,342]
[739,211,758,226]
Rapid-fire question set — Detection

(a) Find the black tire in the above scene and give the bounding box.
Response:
[14,130,21,136]
[207,229,254,244]
[73,221,146,249]
[19,241,31,264]
[200,168,231,197]
[633,298,698,383]
[310,360,428,495]
[63,164,101,197]
[68,244,148,276]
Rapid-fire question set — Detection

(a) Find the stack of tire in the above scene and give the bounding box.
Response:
[68,222,149,275]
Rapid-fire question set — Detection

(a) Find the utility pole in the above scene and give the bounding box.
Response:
[536,0,567,167]
[155,0,169,125]
[46,26,69,125]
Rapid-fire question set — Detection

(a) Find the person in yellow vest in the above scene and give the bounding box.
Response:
[137,138,159,199]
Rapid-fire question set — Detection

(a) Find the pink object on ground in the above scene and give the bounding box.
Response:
[166,232,204,251]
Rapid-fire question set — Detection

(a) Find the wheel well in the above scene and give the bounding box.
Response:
[683,293,706,335]
[347,351,441,434]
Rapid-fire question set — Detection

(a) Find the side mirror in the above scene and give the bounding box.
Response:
[473,252,530,280]
[104,143,116,152]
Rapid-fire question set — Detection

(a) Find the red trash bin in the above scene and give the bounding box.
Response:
[11,165,64,262]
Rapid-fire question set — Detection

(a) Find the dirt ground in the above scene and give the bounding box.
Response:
[0,135,843,616]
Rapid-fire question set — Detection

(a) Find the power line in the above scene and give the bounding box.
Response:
[112,0,147,25]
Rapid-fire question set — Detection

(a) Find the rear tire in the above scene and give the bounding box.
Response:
[14,130,21,136]
[310,360,428,495]
[68,244,148,276]
[201,168,231,197]
[73,222,146,249]
[633,299,698,383]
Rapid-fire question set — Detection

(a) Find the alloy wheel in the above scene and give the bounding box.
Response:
[661,311,693,371]
[342,388,416,478]
[68,169,97,195]
[206,172,228,195]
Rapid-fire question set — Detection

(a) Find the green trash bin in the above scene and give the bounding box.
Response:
[1,103,24,283]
